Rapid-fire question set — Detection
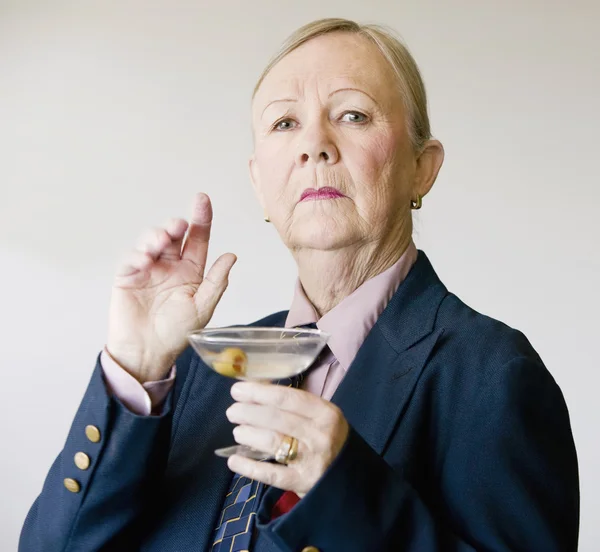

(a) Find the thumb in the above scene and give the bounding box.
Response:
[193,253,237,321]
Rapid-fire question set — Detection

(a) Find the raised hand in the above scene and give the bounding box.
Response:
[106,193,237,383]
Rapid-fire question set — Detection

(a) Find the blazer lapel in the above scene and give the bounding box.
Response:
[331,251,448,455]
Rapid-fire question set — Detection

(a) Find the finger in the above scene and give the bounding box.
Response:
[232,425,286,457]
[227,454,293,491]
[231,381,325,417]
[193,252,237,317]
[136,227,173,260]
[181,192,212,270]
[115,250,154,278]
[226,402,310,441]
[159,218,189,260]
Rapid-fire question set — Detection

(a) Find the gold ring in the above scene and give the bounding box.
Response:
[288,436,299,461]
[275,435,297,464]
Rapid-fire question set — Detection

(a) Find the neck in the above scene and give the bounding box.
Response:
[293,232,412,317]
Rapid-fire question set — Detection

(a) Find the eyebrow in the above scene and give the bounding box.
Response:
[261,98,297,118]
[328,87,378,104]
[259,86,378,119]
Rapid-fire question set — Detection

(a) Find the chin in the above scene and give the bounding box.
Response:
[288,217,358,251]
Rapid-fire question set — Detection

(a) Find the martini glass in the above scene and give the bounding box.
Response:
[188,327,329,461]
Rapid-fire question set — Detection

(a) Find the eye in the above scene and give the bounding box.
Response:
[340,111,368,124]
[273,118,297,131]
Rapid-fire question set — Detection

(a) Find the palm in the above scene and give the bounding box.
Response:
[110,258,202,357]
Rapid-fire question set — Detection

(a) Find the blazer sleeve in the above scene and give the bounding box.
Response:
[18,354,181,552]
[256,356,579,551]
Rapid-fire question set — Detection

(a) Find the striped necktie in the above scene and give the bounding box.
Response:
[211,323,319,551]
[211,471,261,552]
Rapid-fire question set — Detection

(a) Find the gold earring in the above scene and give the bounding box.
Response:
[264,215,271,223]
[411,195,422,210]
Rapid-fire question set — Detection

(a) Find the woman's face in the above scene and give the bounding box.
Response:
[250,32,436,253]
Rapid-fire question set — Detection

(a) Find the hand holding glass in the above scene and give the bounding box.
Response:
[188,327,329,460]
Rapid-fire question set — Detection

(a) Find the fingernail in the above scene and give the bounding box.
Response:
[230,383,244,399]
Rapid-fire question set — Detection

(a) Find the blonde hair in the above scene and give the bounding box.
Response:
[252,18,431,151]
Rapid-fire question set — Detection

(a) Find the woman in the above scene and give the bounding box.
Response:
[20,18,578,552]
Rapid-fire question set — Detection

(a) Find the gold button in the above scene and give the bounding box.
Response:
[74,452,90,470]
[301,548,320,552]
[85,425,101,443]
[63,478,80,493]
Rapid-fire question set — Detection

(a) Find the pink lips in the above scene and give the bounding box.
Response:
[300,187,346,202]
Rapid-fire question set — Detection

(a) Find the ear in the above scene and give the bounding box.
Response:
[413,139,445,200]
[249,155,267,214]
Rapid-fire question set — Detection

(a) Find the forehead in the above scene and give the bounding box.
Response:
[253,32,400,107]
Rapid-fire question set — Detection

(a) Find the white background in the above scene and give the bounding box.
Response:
[1,1,598,550]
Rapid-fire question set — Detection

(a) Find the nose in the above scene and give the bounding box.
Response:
[295,123,339,166]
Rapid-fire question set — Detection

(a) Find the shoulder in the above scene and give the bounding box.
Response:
[425,290,556,402]
[419,292,572,452]
[436,291,542,366]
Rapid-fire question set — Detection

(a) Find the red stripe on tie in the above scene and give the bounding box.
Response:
[270,491,301,520]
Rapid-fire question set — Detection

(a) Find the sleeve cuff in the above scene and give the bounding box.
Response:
[100,348,176,416]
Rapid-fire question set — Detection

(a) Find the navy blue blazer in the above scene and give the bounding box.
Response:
[20,251,579,551]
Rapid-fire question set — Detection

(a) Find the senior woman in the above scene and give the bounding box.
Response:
[20,18,578,552]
